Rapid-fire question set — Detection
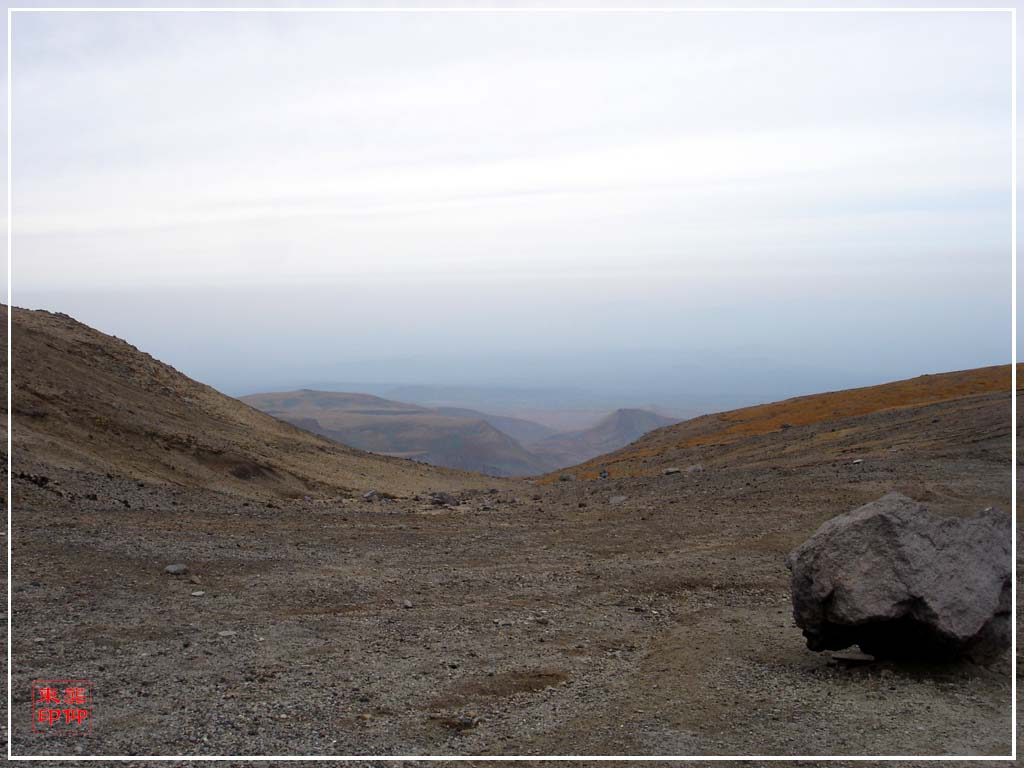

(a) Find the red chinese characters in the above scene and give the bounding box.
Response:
[31,680,92,735]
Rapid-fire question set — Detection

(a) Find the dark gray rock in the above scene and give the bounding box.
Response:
[429,492,459,507]
[786,492,1010,663]
[164,564,188,575]
[662,467,682,476]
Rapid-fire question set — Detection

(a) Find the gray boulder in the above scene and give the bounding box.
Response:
[786,492,1010,663]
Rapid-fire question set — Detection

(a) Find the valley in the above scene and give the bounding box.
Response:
[240,389,678,478]
[3,306,1016,759]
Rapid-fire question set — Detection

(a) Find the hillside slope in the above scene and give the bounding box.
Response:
[5,306,493,498]
[432,406,558,445]
[240,390,553,477]
[549,365,1017,481]
[531,408,679,468]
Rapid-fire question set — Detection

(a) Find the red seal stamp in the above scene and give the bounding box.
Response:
[31,680,93,735]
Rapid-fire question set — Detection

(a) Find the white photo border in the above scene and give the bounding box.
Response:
[6,4,1015,765]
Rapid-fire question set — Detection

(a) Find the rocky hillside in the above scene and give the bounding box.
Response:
[240,390,554,477]
[549,365,1017,481]
[4,306,495,498]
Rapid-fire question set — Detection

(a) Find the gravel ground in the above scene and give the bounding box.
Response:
[5,389,1015,761]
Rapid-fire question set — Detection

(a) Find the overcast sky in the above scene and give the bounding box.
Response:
[7,5,1015,407]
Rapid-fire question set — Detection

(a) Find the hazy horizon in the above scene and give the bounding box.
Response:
[9,7,1014,414]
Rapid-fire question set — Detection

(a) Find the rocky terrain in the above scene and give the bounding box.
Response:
[3,306,1017,760]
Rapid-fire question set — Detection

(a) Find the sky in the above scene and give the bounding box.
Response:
[5,3,1016,412]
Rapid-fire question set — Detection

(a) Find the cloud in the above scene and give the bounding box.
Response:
[7,7,1014,395]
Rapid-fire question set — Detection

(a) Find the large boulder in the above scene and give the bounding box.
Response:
[786,492,1010,663]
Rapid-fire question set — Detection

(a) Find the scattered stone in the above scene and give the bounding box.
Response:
[686,464,704,474]
[609,495,628,506]
[403,599,413,609]
[190,591,205,597]
[851,459,863,465]
[164,564,188,576]
[598,470,610,479]
[829,649,875,665]
[780,423,793,430]
[787,492,1011,663]
[430,492,459,507]
[16,472,50,487]
[188,575,202,585]
[217,630,237,638]
[558,474,575,482]
[662,467,682,475]
[362,491,379,502]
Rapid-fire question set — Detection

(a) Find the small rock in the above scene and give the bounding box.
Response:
[686,464,704,474]
[558,473,575,482]
[663,467,682,475]
[609,495,628,506]
[190,591,206,597]
[829,650,875,665]
[164,564,188,576]
[851,459,863,465]
[217,631,237,638]
[403,599,413,609]
[362,491,379,502]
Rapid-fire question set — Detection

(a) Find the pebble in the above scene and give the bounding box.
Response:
[663,467,682,475]
[217,630,237,638]
[190,591,205,597]
[164,564,188,575]
[403,599,413,609]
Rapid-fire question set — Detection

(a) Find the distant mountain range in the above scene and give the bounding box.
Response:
[240,390,679,477]
[528,408,679,469]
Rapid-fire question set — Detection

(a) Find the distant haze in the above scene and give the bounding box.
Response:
[9,7,1014,414]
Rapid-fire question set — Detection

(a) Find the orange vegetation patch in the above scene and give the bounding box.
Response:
[681,364,1017,449]
[549,365,1018,482]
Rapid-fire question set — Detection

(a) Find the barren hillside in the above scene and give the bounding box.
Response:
[4,305,497,498]
[551,365,1017,482]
